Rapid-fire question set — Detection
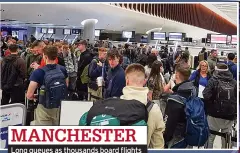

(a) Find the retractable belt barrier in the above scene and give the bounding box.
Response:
[210,130,237,142]
[209,129,237,149]
[0,103,27,149]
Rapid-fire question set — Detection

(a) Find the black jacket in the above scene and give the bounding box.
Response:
[104,65,126,98]
[77,49,93,80]
[164,81,194,146]
[1,54,26,87]
[88,57,108,91]
[203,70,237,120]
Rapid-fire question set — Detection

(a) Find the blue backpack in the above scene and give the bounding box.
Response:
[169,87,209,147]
[39,65,67,109]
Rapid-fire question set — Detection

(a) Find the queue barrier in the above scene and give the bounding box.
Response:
[0,103,27,149]
[209,129,237,149]
[59,101,93,125]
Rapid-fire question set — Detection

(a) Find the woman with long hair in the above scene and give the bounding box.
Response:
[144,53,157,79]
[147,60,166,114]
[189,60,211,98]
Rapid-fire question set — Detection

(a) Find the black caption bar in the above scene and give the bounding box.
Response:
[8,145,147,153]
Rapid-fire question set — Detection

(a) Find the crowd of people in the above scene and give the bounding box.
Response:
[0,35,237,149]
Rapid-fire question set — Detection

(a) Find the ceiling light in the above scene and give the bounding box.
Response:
[66,19,70,21]
[81,19,98,26]
[38,14,42,17]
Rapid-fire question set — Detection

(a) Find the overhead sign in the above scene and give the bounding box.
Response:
[63,29,71,35]
[152,32,166,40]
[168,32,183,41]
[210,34,227,44]
[72,29,81,35]
[95,30,100,37]
[231,35,237,44]
[47,28,55,34]
[41,28,47,34]
[122,31,133,38]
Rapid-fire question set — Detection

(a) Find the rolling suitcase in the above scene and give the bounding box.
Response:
[25,93,38,126]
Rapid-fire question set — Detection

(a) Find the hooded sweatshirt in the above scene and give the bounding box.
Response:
[1,54,26,86]
[203,69,237,120]
[120,86,165,149]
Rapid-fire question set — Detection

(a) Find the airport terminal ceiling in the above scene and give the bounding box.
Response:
[0,3,238,39]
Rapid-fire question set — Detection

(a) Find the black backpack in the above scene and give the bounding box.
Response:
[1,57,20,91]
[80,97,154,126]
[215,79,237,117]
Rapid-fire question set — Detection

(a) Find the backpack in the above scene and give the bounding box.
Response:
[168,87,209,147]
[39,65,67,109]
[79,98,154,126]
[1,56,20,91]
[215,79,236,117]
[80,58,98,85]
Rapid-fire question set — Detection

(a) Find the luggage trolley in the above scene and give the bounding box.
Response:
[0,103,27,149]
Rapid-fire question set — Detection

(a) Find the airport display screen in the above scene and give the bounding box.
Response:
[226,35,232,45]
[41,28,47,34]
[48,28,54,34]
[122,31,134,38]
[168,33,183,41]
[141,35,148,43]
[210,34,227,44]
[153,32,166,40]
[63,29,71,35]
[231,35,237,44]
[95,30,100,37]
[72,29,81,35]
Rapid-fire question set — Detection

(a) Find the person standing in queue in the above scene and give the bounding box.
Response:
[207,49,218,74]
[225,53,237,81]
[1,44,26,105]
[105,49,126,98]
[88,47,108,101]
[203,63,237,149]
[76,40,93,100]
[189,60,211,99]
[121,64,165,148]
[27,46,68,125]
[30,40,65,70]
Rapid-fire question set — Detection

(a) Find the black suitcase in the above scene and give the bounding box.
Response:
[25,96,37,126]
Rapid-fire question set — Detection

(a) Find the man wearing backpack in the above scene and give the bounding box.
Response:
[1,44,26,105]
[164,63,209,148]
[203,63,237,148]
[26,46,68,125]
[225,53,237,81]
[121,64,165,148]
[76,40,93,100]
